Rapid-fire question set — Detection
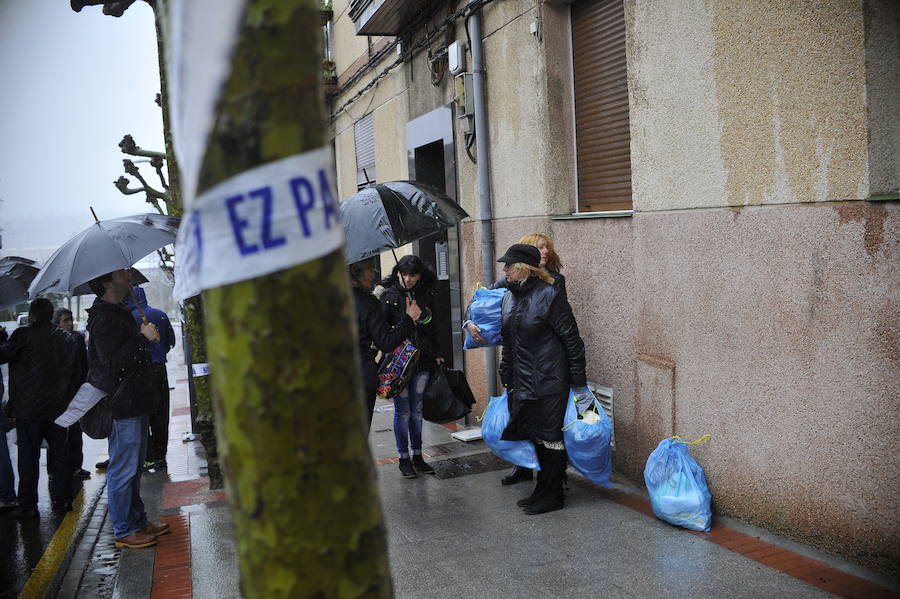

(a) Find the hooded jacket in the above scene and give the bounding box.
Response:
[499,275,586,400]
[353,286,415,390]
[0,321,79,420]
[380,277,440,364]
[86,297,156,419]
[124,286,175,364]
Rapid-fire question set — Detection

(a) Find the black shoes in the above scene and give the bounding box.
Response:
[95,459,109,471]
[73,468,91,479]
[142,459,167,471]
[519,446,567,515]
[398,458,417,478]
[501,466,533,486]
[412,455,435,475]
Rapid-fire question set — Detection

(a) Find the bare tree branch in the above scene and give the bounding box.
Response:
[119,134,166,159]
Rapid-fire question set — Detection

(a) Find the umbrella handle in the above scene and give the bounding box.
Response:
[128,288,158,341]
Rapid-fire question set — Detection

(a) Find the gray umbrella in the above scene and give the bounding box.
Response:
[340,181,469,264]
[28,213,179,298]
[0,256,40,309]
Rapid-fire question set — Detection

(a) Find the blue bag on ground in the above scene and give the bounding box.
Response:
[463,288,506,349]
[562,389,612,487]
[643,437,712,532]
[481,392,540,470]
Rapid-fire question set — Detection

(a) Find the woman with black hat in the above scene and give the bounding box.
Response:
[496,243,591,514]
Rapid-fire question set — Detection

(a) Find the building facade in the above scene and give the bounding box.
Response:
[328,0,899,576]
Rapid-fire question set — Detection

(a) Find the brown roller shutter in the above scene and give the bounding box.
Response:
[572,0,632,212]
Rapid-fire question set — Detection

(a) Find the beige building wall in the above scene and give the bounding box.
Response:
[330,0,899,576]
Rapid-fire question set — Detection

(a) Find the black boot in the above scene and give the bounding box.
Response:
[523,447,566,515]
[501,465,533,486]
[516,467,545,507]
[398,458,417,479]
[412,455,435,474]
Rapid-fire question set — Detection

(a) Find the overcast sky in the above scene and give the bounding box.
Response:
[0,0,164,257]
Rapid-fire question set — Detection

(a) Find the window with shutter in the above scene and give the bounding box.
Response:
[572,0,632,212]
[355,113,376,189]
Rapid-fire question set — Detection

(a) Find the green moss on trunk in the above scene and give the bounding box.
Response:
[196,1,392,596]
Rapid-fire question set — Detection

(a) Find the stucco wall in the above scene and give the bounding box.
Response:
[630,202,900,575]
[629,0,872,211]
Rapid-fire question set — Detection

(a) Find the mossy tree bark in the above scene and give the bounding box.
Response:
[194,2,392,597]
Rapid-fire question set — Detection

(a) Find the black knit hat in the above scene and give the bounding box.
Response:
[497,243,540,268]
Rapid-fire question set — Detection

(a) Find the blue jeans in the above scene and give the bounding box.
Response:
[107,416,148,538]
[0,414,14,503]
[393,370,430,458]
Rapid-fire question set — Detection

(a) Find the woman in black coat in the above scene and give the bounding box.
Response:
[496,243,590,515]
[465,232,567,486]
[379,255,445,479]
[349,257,421,430]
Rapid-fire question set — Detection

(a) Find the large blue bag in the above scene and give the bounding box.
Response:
[562,389,612,487]
[643,437,712,532]
[463,288,506,349]
[481,392,540,470]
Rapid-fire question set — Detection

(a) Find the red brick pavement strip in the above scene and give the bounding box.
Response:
[160,478,228,510]
[170,406,191,418]
[151,514,191,599]
[572,476,898,599]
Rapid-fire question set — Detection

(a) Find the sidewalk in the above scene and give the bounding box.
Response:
[60,373,900,599]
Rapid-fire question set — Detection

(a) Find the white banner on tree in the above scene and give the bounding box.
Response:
[164,0,246,209]
[172,148,344,301]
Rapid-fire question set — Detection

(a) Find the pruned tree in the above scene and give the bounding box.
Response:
[72,0,223,490]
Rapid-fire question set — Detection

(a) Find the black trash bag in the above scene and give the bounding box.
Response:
[422,365,470,424]
[445,368,476,410]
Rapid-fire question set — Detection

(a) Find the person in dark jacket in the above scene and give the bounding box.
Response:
[86,269,168,549]
[349,257,421,429]
[379,255,445,478]
[0,325,16,512]
[496,244,591,515]
[53,308,91,480]
[124,287,175,471]
[0,298,77,517]
[465,232,567,486]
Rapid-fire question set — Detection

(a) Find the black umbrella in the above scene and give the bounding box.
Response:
[340,181,469,265]
[0,256,40,310]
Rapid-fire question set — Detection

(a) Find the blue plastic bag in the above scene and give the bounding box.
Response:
[562,389,612,487]
[481,392,540,470]
[643,437,712,532]
[463,288,506,349]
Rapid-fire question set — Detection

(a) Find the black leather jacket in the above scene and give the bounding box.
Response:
[0,321,79,420]
[353,286,414,390]
[499,275,586,400]
[86,298,156,419]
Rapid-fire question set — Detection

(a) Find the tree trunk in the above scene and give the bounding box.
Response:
[194,2,392,596]
[152,5,223,489]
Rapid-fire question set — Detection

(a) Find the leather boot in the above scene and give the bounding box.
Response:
[516,463,545,507]
[523,447,566,515]
[501,465,533,486]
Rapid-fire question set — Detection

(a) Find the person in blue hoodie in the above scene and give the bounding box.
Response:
[124,287,175,471]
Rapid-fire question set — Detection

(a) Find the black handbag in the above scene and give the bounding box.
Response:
[80,396,113,440]
[422,365,471,424]
[444,368,476,410]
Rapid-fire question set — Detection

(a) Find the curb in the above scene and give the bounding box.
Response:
[17,479,107,599]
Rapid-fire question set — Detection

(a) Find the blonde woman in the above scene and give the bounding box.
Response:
[465,233,567,486]
[495,244,589,514]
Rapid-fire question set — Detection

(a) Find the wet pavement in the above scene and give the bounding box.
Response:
[0,429,107,598]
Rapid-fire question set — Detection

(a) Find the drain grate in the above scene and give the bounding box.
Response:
[431,451,510,480]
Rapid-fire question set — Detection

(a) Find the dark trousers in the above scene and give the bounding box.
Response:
[66,422,84,473]
[147,364,170,463]
[16,418,71,510]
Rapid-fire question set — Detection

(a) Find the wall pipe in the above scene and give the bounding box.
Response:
[468,1,497,398]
